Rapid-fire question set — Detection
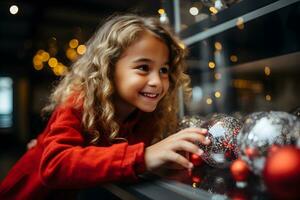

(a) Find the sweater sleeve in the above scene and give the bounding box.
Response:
[39,107,146,189]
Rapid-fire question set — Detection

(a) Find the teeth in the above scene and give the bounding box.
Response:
[142,93,158,98]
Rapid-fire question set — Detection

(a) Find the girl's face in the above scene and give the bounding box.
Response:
[114,31,170,115]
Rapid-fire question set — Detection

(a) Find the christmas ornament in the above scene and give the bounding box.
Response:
[189,153,204,167]
[230,159,250,182]
[263,146,300,200]
[237,111,300,175]
[197,114,242,168]
[192,175,201,183]
[189,169,203,188]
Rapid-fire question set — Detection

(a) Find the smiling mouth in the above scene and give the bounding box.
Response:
[139,92,159,99]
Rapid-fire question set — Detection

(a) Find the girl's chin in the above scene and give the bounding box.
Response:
[139,106,157,113]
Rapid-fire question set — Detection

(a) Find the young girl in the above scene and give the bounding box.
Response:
[0,14,209,199]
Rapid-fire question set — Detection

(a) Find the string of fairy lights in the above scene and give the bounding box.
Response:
[32,38,86,76]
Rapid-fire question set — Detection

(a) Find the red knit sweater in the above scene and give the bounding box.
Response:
[0,105,151,199]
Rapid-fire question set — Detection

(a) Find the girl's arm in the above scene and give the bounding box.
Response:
[39,106,145,189]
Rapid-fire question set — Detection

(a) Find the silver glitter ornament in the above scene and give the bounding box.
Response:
[198,114,242,168]
[237,111,300,175]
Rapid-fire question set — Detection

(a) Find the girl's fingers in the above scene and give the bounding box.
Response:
[167,151,193,169]
[175,132,210,145]
[173,140,203,156]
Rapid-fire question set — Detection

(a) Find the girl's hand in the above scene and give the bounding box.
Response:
[144,128,210,172]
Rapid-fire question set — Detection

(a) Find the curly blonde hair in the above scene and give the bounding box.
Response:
[43,14,191,144]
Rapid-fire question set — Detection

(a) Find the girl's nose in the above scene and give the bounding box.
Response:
[148,72,162,87]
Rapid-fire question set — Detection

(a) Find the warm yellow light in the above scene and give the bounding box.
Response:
[230,55,238,62]
[69,39,79,49]
[53,63,67,76]
[214,72,222,80]
[37,49,44,55]
[34,63,43,71]
[238,24,244,29]
[209,7,218,14]
[208,61,215,69]
[158,8,165,15]
[41,51,50,62]
[9,5,18,15]
[77,45,86,55]
[236,17,244,30]
[264,66,271,76]
[206,98,212,105]
[33,55,43,66]
[66,48,78,61]
[215,91,221,98]
[48,57,58,68]
[214,42,222,51]
[266,94,271,101]
[178,42,186,49]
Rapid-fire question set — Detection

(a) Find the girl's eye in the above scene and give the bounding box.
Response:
[137,65,149,72]
[160,66,169,75]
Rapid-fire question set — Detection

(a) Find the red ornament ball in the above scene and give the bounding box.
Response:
[192,175,201,183]
[190,153,204,167]
[230,159,250,182]
[263,146,300,200]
